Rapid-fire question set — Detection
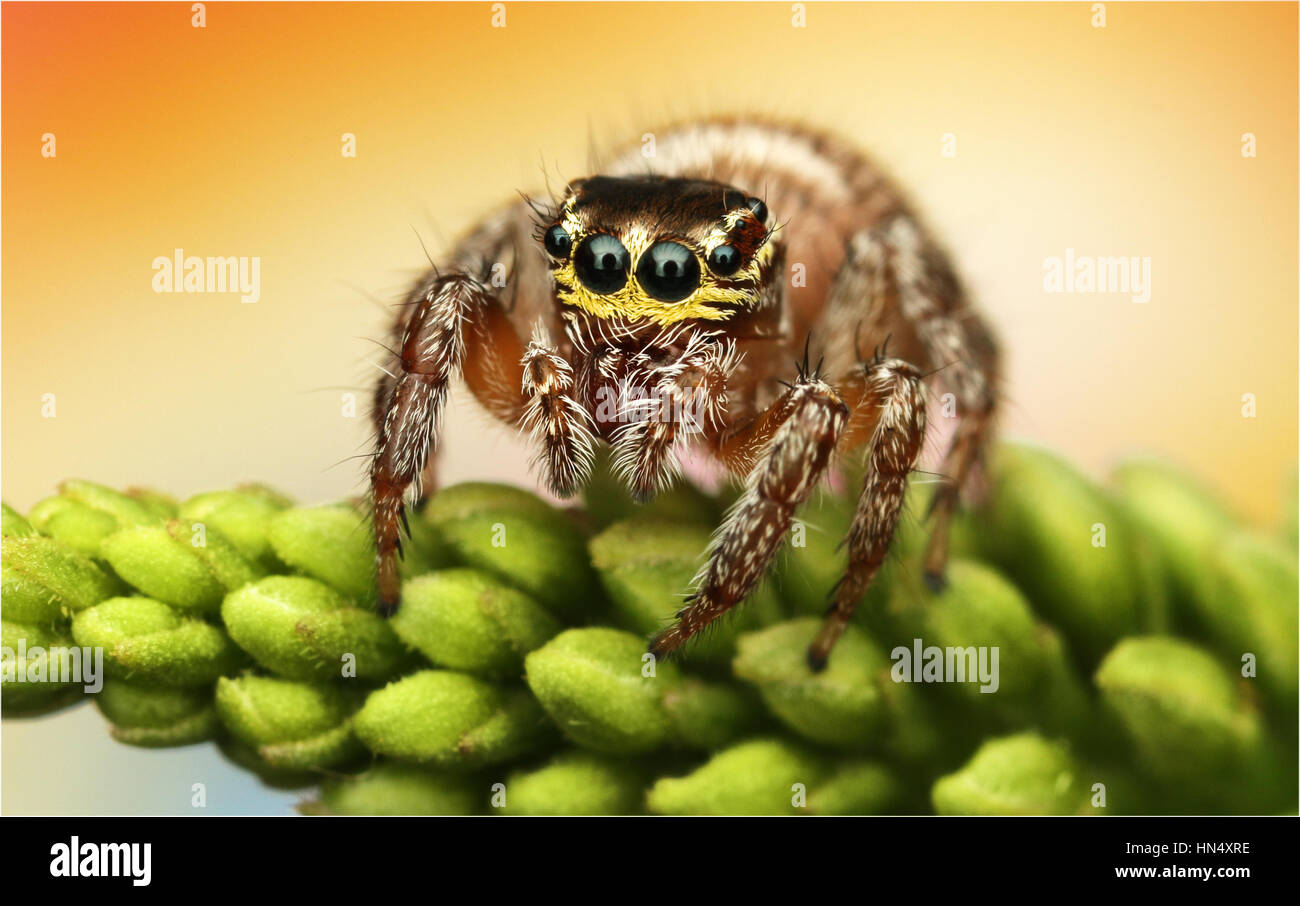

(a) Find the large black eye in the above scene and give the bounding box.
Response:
[636,241,701,303]
[707,244,743,277]
[746,197,769,224]
[574,234,630,294]
[544,225,572,258]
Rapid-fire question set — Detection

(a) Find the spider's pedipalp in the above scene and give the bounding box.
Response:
[611,334,737,501]
[520,325,597,498]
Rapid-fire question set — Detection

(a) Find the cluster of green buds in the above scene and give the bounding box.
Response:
[1,443,1295,815]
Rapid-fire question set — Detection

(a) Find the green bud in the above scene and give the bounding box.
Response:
[72,596,246,686]
[1110,458,1233,610]
[96,681,219,747]
[502,751,647,815]
[581,455,721,529]
[807,760,903,815]
[661,677,767,750]
[178,486,292,570]
[312,762,481,816]
[391,569,561,678]
[423,483,597,622]
[124,488,179,520]
[1,535,120,623]
[1,503,37,537]
[26,498,119,558]
[973,443,1146,663]
[886,560,1090,733]
[222,575,412,682]
[267,505,377,607]
[0,620,84,715]
[217,736,319,790]
[27,480,162,559]
[354,669,555,768]
[732,619,888,750]
[647,738,827,815]
[215,674,365,770]
[1095,637,1263,788]
[1199,532,1298,714]
[931,732,1091,815]
[101,521,263,615]
[525,628,681,754]
[588,519,785,664]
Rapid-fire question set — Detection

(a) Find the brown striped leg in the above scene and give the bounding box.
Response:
[520,327,597,498]
[808,356,928,671]
[371,272,523,614]
[832,214,1001,592]
[611,335,736,501]
[648,375,849,659]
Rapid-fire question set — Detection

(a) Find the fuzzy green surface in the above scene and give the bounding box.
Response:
[1094,636,1263,786]
[267,505,378,607]
[525,628,682,754]
[648,738,828,815]
[1,619,84,712]
[1,535,120,622]
[588,518,784,664]
[101,522,264,614]
[931,732,1090,815]
[222,575,410,681]
[392,569,561,677]
[424,483,597,621]
[215,674,365,769]
[354,669,554,768]
[71,596,246,685]
[96,681,219,747]
[503,751,647,815]
[177,486,292,570]
[974,444,1149,663]
[316,763,480,816]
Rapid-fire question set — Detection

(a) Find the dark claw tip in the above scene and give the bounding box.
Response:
[923,570,948,594]
[806,648,829,674]
[378,598,400,618]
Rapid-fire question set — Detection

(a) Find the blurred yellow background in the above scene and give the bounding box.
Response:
[2,2,1296,813]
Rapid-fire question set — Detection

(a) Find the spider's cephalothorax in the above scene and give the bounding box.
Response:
[370,119,1000,670]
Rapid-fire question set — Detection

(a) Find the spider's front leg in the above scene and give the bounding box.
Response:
[807,355,928,671]
[648,374,849,659]
[371,272,526,614]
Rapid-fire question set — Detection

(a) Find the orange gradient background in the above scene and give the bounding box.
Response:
[2,2,1296,813]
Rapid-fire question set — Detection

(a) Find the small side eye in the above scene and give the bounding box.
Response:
[544,225,572,258]
[746,197,769,224]
[707,245,743,277]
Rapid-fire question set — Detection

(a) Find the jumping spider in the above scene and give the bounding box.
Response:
[370,118,999,671]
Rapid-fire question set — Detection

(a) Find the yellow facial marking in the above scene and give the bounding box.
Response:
[550,199,777,327]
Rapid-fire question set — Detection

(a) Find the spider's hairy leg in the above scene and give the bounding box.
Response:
[612,335,736,502]
[875,214,1000,592]
[520,327,596,498]
[822,213,1000,592]
[648,376,849,659]
[807,357,928,672]
[371,272,519,615]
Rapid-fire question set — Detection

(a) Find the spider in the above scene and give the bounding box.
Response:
[369,118,999,671]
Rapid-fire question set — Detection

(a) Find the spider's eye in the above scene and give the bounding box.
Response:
[746,197,768,224]
[574,234,630,294]
[707,244,743,277]
[636,242,701,303]
[544,225,572,258]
